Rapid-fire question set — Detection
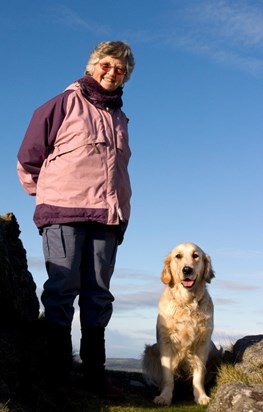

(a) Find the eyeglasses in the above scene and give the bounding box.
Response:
[99,62,126,76]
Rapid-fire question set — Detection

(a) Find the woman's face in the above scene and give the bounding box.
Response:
[92,56,126,91]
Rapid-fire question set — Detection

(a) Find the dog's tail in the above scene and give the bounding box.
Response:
[142,343,162,389]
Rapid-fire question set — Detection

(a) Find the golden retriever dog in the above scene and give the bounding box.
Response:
[142,242,215,406]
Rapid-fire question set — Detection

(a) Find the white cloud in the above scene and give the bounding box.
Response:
[212,329,243,348]
[195,0,263,48]
[216,279,259,291]
[214,297,239,306]
[213,248,263,259]
[129,0,263,75]
[114,291,160,311]
[27,256,45,270]
[51,5,111,36]
[111,267,162,311]
[106,327,150,359]
[169,0,263,74]
[50,1,263,75]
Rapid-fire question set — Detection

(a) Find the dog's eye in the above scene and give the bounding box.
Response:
[175,253,182,259]
[193,253,199,259]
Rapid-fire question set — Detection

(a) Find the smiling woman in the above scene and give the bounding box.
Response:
[16,40,135,398]
[91,57,126,91]
[85,40,134,82]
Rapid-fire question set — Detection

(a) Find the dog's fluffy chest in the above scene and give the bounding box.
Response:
[158,291,214,347]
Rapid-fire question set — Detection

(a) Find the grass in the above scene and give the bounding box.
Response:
[214,363,263,387]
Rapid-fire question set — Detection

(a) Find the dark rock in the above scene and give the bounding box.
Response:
[234,337,263,378]
[206,340,222,385]
[0,213,41,405]
[0,212,39,327]
[233,335,263,363]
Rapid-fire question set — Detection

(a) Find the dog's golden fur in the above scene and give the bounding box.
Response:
[142,242,215,406]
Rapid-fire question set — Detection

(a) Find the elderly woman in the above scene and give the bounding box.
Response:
[17,41,135,397]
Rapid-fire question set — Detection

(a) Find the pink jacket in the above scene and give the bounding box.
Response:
[17,81,132,231]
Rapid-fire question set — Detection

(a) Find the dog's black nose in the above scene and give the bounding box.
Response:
[183,266,193,275]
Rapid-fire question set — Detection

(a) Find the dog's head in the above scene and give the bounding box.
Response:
[161,242,215,289]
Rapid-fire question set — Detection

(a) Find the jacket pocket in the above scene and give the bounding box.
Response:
[116,131,131,163]
[42,225,65,259]
[48,132,107,161]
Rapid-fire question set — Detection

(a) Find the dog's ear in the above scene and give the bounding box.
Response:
[203,254,215,283]
[161,254,173,285]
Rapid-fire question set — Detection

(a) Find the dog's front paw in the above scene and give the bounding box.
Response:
[154,395,172,406]
[196,394,210,405]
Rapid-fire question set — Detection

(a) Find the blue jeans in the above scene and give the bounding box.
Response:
[41,223,119,330]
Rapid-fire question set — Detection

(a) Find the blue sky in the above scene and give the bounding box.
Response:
[1,0,263,359]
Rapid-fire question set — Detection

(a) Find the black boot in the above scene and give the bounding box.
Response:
[80,326,124,398]
[44,322,73,395]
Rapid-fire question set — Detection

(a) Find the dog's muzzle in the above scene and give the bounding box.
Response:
[182,266,193,276]
[181,266,196,288]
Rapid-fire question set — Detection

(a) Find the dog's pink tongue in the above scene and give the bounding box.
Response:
[182,279,195,288]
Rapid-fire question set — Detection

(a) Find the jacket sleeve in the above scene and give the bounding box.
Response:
[17,90,71,195]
